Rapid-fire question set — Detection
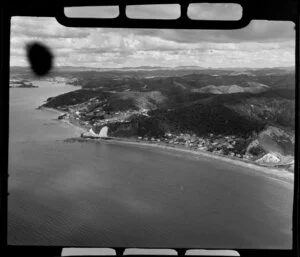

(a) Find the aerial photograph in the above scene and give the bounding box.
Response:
[8,5,295,249]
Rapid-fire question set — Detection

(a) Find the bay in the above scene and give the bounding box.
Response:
[8,82,293,248]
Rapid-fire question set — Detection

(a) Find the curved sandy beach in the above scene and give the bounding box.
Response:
[66,137,294,184]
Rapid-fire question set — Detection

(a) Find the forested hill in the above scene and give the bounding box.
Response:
[11,66,295,166]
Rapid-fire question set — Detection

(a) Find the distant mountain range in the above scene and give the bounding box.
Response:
[10,65,295,74]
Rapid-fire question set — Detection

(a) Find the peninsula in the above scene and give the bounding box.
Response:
[38,66,295,173]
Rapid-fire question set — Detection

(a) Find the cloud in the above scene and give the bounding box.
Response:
[10,15,295,68]
[131,20,295,44]
[11,17,90,39]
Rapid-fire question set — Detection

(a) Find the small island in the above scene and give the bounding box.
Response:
[10,80,38,88]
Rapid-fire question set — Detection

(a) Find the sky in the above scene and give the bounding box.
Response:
[10,4,295,68]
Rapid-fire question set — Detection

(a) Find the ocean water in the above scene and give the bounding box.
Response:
[8,82,293,248]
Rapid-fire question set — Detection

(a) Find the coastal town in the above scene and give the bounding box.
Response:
[31,65,294,173]
[51,94,294,171]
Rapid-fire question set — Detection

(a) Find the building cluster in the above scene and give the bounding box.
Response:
[57,97,149,130]
[138,132,252,160]
[56,97,253,160]
[56,99,294,167]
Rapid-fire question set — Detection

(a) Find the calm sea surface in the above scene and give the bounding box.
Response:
[8,82,293,248]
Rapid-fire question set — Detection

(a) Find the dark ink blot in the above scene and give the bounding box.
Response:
[26,42,53,76]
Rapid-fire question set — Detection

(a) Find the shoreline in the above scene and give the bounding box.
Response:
[38,106,86,133]
[65,136,294,184]
[38,106,65,116]
[41,107,294,184]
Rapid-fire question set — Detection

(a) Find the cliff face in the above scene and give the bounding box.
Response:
[246,126,294,167]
